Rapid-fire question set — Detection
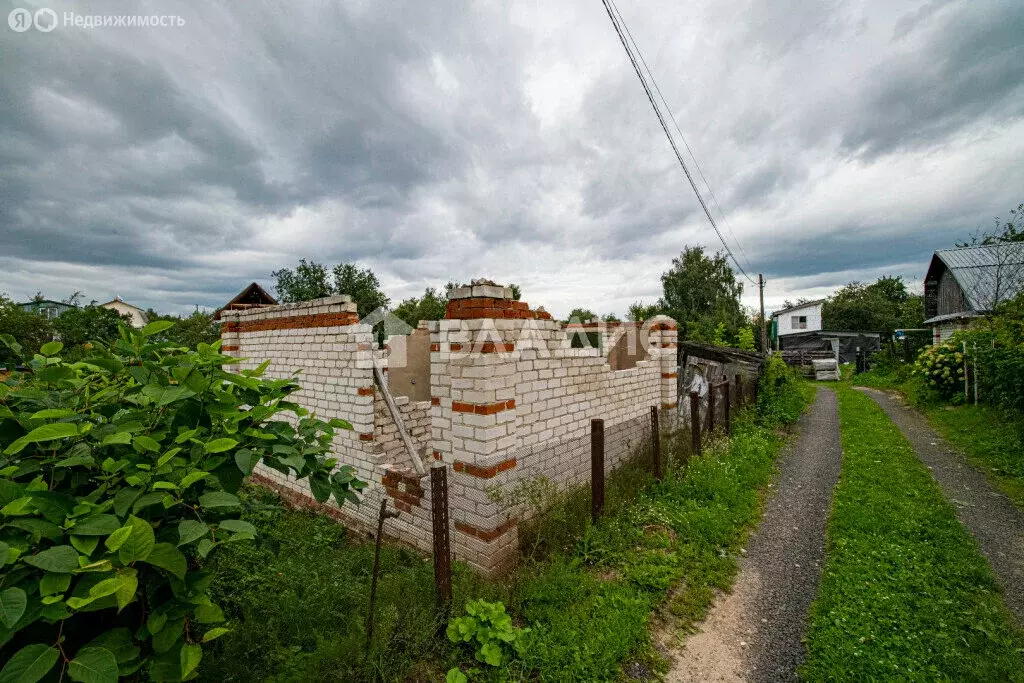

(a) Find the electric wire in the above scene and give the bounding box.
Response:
[607,0,755,276]
[599,0,757,285]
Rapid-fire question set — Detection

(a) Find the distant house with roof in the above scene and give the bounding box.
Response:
[17,299,76,320]
[214,282,278,320]
[770,299,826,338]
[99,297,148,328]
[923,242,1024,344]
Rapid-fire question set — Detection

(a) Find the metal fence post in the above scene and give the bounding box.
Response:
[591,418,605,524]
[689,390,701,457]
[367,498,400,646]
[650,406,662,480]
[708,382,716,435]
[723,380,731,436]
[430,465,452,613]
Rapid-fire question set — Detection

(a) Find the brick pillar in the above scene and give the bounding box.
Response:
[220,311,240,353]
[648,316,679,412]
[428,281,540,575]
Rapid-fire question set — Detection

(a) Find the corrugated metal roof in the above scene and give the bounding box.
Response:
[935,243,1024,310]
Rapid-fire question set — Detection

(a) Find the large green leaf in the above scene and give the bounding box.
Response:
[198,491,240,509]
[179,644,202,679]
[85,628,140,665]
[141,320,176,337]
[3,423,78,455]
[24,545,80,573]
[39,341,63,356]
[234,448,260,475]
[132,435,161,453]
[152,618,184,654]
[67,646,119,683]
[117,516,155,564]
[142,544,187,580]
[0,588,26,629]
[39,573,71,596]
[29,408,73,420]
[0,644,59,683]
[72,515,121,536]
[203,438,238,454]
[217,519,257,536]
[177,520,209,546]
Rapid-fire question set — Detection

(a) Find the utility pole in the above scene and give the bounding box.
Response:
[758,274,768,354]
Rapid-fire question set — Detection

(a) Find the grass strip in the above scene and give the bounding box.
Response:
[923,404,1024,510]
[802,385,1024,681]
[854,370,1024,510]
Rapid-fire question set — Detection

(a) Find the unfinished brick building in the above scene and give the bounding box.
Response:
[220,282,678,574]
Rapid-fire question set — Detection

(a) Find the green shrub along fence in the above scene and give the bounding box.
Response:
[0,324,365,682]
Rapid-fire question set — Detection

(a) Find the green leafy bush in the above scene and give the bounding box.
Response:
[0,322,364,681]
[756,353,809,426]
[446,599,529,678]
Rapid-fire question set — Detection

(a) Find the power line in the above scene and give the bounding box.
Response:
[599,0,757,285]
[607,0,755,275]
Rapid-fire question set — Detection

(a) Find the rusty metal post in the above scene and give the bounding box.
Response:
[430,465,452,613]
[708,381,716,435]
[591,418,605,524]
[689,390,701,457]
[651,406,662,480]
[723,380,731,436]
[366,498,400,646]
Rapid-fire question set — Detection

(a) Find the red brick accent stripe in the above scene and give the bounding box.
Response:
[650,323,678,331]
[660,342,677,348]
[454,517,518,542]
[430,342,515,353]
[234,312,359,333]
[432,450,442,460]
[661,372,677,379]
[431,397,441,406]
[357,387,374,396]
[662,402,678,410]
[221,345,240,352]
[451,400,516,415]
[221,322,240,333]
[453,457,516,479]
[445,297,552,320]
[358,433,374,441]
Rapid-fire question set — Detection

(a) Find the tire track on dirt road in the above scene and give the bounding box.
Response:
[668,387,842,682]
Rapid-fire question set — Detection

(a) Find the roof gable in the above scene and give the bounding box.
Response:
[932,243,1024,310]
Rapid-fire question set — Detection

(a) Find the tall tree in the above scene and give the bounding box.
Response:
[332,263,389,319]
[272,259,389,320]
[626,301,663,323]
[271,259,332,303]
[822,275,924,337]
[0,294,54,362]
[566,308,597,322]
[659,246,744,342]
[52,306,131,359]
[392,287,449,329]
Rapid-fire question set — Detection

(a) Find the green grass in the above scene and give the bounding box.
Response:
[923,405,1024,510]
[201,377,812,682]
[852,368,1024,510]
[802,385,1024,681]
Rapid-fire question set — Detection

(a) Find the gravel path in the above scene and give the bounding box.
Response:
[858,388,1024,623]
[669,387,842,682]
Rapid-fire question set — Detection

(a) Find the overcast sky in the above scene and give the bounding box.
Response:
[2,0,1023,318]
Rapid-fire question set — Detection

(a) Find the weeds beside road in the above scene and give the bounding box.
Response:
[202,365,813,681]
